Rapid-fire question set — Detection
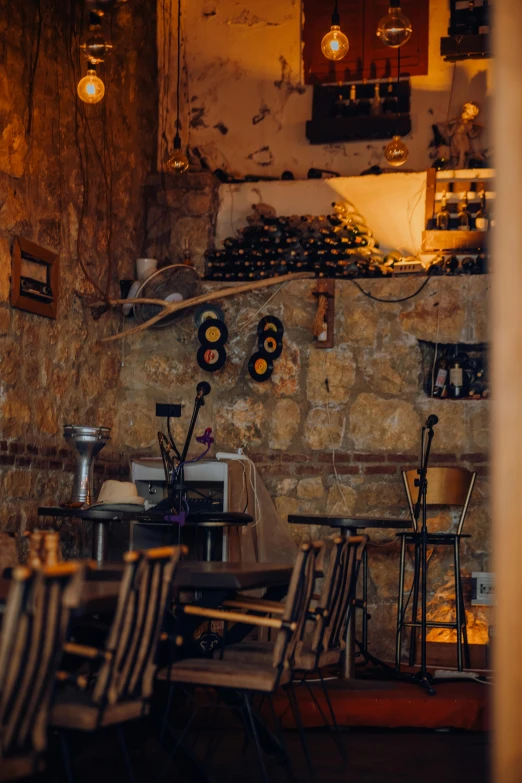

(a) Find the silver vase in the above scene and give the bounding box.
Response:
[63,425,111,505]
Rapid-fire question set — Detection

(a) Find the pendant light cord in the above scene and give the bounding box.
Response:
[175,0,181,139]
[395,46,401,134]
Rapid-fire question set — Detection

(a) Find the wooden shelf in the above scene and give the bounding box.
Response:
[440,33,490,62]
[422,230,487,253]
[306,115,411,145]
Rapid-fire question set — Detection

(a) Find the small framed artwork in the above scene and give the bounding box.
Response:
[11,236,59,319]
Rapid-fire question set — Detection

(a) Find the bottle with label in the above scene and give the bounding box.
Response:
[449,347,466,399]
[342,85,359,118]
[464,0,479,34]
[432,349,449,397]
[358,81,371,117]
[475,190,489,231]
[457,192,472,230]
[382,78,398,114]
[436,191,451,230]
[371,82,382,116]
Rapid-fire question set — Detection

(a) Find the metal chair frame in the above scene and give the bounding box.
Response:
[396,467,477,672]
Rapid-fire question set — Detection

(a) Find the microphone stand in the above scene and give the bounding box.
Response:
[403,418,437,695]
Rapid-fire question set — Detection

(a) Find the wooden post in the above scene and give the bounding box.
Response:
[493,3,522,780]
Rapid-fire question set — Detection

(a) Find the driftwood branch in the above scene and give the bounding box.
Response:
[101,272,315,342]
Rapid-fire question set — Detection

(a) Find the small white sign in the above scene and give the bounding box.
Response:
[471,571,494,606]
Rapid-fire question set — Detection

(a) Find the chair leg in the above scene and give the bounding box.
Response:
[243,693,270,783]
[59,732,76,783]
[395,535,407,671]
[454,539,464,672]
[160,682,176,742]
[317,669,347,763]
[461,577,471,669]
[286,680,314,779]
[409,541,421,668]
[116,724,136,783]
[361,547,369,655]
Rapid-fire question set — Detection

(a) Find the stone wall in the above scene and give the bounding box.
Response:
[0,0,157,553]
[124,174,491,658]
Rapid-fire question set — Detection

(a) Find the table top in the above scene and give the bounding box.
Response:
[0,561,294,610]
[38,507,254,528]
[288,514,412,530]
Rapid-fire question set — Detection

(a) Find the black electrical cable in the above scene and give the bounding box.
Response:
[175,0,181,140]
[349,276,430,303]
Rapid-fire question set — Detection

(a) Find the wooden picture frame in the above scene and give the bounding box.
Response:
[10,236,59,319]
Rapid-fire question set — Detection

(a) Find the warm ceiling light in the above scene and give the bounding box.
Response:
[384,135,409,166]
[377,1,413,48]
[166,135,189,174]
[77,68,105,104]
[321,1,349,61]
[166,0,189,174]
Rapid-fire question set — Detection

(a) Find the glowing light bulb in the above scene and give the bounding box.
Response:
[77,69,105,104]
[321,25,350,61]
[377,4,412,48]
[166,136,189,174]
[384,136,409,167]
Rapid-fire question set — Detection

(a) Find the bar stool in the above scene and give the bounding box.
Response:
[396,467,477,672]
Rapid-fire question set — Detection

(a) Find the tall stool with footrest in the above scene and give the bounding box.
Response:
[396,466,477,673]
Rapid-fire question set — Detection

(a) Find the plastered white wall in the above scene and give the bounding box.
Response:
[158,0,492,178]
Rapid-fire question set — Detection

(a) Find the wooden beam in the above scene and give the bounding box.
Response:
[493,3,522,780]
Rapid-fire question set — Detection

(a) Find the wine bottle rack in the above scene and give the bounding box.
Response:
[419,340,488,401]
[306,80,411,145]
[422,168,494,253]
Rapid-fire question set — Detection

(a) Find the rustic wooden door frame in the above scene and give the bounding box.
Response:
[493,3,522,780]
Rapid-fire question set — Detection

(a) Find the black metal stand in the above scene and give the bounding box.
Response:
[398,416,438,696]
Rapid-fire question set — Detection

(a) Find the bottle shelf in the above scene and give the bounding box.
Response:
[440,32,490,62]
[419,340,488,401]
[422,229,487,252]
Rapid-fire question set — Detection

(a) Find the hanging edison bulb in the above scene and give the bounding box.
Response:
[166,135,189,174]
[321,25,350,61]
[384,135,409,167]
[77,68,105,104]
[376,2,412,48]
[321,1,349,61]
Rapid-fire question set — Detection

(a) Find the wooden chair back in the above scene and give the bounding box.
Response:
[0,563,84,762]
[0,533,19,575]
[271,542,323,673]
[92,546,181,706]
[402,467,477,534]
[309,535,366,661]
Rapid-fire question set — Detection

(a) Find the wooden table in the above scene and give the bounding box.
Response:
[37,507,254,565]
[288,514,412,678]
[0,561,293,613]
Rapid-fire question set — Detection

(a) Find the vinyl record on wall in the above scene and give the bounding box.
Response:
[198,319,229,347]
[257,315,284,341]
[259,333,283,360]
[248,351,273,382]
[197,345,227,372]
[194,304,225,327]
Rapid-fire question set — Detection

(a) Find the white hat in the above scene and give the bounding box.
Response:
[90,480,145,507]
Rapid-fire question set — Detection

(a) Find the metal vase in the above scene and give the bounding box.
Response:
[63,425,111,505]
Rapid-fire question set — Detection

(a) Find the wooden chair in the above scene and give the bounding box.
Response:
[396,467,477,672]
[0,562,84,782]
[51,546,183,781]
[156,542,322,783]
[0,533,19,576]
[217,536,366,766]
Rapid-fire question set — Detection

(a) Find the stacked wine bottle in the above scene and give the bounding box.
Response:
[204,204,388,282]
[431,345,488,400]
